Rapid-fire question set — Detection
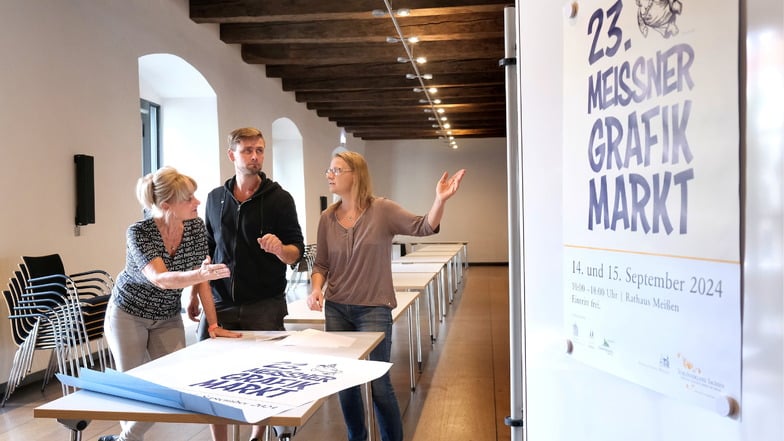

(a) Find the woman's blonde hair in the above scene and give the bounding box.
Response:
[136,166,197,216]
[334,151,374,210]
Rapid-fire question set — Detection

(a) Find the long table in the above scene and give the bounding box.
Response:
[397,247,464,302]
[391,271,442,342]
[392,261,448,320]
[409,242,468,269]
[34,331,384,441]
[285,291,422,390]
[399,242,467,285]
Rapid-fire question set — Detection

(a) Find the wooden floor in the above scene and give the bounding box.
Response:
[0,265,510,441]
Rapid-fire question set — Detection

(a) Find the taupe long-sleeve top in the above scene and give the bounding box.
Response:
[312,197,438,309]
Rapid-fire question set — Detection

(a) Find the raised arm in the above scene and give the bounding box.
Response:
[427,169,466,229]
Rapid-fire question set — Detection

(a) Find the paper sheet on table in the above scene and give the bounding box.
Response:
[275,328,355,348]
[57,347,389,423]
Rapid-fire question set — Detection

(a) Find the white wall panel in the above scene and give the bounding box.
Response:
[517,1,784,439]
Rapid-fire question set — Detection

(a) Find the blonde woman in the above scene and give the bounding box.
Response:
[307,151,465,441]
[99,167,240,441]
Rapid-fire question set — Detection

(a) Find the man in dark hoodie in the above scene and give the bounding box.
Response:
[195,127,304,441]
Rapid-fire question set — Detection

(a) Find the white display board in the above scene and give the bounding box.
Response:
[562,0,741,414]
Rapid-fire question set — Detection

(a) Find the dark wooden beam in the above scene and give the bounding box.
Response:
[281,71,503,92]
[190,0,510,23]
[241,39,504,65]
[330,111,506,123]
[220,12,504,44]
[306,95,504,110]
[295,85,506,102]
[189,0,511,140]
[316,103,505,118]
[348,126,506,139]
[266,59,502,79]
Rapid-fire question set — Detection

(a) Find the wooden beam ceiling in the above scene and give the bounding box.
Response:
[189,0,509,142]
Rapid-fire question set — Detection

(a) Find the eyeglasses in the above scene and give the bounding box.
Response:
[325,167,353,176]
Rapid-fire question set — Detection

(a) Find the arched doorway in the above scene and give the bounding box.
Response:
[138,53,219,218]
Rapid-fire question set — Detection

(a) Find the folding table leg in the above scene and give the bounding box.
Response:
[57,418,89,441]
[272,425,298,440]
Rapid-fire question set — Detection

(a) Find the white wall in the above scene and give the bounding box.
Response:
[365,137,508,263]
[517,1,783,440]
[0,0,343,383]
[272,118,307,242]
[161,97,220,218]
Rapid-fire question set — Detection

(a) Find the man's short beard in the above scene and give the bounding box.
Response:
[241,164,261,174]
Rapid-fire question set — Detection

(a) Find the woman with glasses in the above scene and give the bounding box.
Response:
[307,150,465,441]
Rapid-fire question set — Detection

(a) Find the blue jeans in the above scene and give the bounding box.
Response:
[325,301,403,441]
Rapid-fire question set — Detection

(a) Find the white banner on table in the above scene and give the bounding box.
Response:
[562,0,740,413]
[59,348,390,423]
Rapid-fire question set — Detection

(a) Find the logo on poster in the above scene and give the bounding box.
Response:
[636,0,683,38]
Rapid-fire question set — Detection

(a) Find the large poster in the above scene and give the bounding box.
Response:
[57,332,391,423]
[562,0,741,414]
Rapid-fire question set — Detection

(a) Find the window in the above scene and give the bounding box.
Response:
[140,98,161,174]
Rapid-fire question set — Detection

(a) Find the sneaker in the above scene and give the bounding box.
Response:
[98,436,119,441]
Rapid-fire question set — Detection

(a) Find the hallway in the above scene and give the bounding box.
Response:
[0,265,511,441]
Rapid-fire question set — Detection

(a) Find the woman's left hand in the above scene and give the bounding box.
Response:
[436,169,466,202]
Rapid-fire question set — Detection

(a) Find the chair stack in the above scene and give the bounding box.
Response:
[286,244,317,299]
[1,254,114,407]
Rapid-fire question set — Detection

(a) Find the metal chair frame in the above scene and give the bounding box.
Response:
[1,255,114,407]
[285,244,317,299]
